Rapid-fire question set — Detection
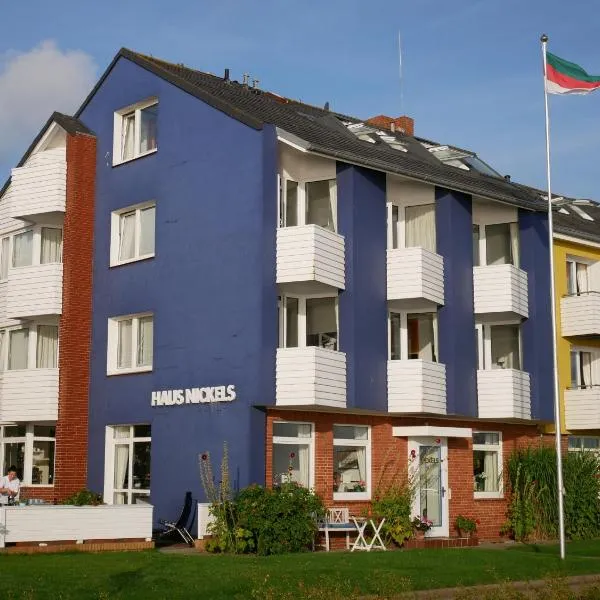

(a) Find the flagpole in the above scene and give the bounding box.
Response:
[541,33,566,561]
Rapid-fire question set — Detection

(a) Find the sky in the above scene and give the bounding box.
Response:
[1,0,600,198]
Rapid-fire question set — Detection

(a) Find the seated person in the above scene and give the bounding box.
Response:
[333,471,346,492]
[0,465,20,505]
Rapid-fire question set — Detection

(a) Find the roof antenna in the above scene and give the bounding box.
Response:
[242,73,249,86]
[398,31,405,115]
[252,78,260,89]
[224,68,230,82]
[324,101,330,111]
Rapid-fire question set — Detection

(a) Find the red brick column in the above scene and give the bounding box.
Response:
[53,132,96,500]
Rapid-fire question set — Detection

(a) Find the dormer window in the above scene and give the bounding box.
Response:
[113,99,158,165]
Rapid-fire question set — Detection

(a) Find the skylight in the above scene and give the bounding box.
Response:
[344,122,407,152]
[424,144,501,177]
[571,204,594,221]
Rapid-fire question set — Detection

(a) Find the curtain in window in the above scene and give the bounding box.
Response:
[117,320,132,368]
[390,205,400,249]
[297,444,309,487]
[8,329,29,370]
[483,452,499,492]
[139,207,155,256]
[122,113,135,160]
[570,350,579,387]
[576,263,589,294]
[40,228,63,264]
[490,325,520,370]
[137,317,153,367]
[306,297,337,349]
[36,325,58,368]
[407,313,436,361]
[0,238,9,279]
[113,444,130,502]
[306,180,336,232]
[12,231,33,268]
[581,352,593,388]
[140,105,158,153]
[356,447,366,487]
[486,223,511,265]
[405,204,436,252]
[510,223,519,267]
[118,213,136,261]
[285,181,298,227]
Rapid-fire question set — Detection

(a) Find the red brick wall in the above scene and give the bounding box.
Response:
[52,132,96,501]
[266,409,550,540]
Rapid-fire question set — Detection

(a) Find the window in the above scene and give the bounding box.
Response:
[0,237,8,280]
[476,323,522,371]
[272,422,313,488]
[108,425,151,504]
[473,431,502,498]
[40,228,63,264]
[36,325,58,369]
[568,436,600,453]
[111,203,156,266]
[0,424,55,486]
[566,259,590,296]
[114,99,158,164]
[108,314,153,375]
[279,179,337,232]
[12,230,33,268]
[333,425,370,500]
[388,311,438,361]
[389,204,400,249]
[8,328,29,370]
[570,349,595,389]
[405,204,436,252]
[473,222,519,267]
[278,296,338,350]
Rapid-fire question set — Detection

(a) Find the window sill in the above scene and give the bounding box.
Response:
[474,492,503,500]
[334,492,370,502]
[110,254,155,268]
[22,484,54,488]
[107,365,152,377]
[113,148,157,167]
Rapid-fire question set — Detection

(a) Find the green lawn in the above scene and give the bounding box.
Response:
[2,541,600,600]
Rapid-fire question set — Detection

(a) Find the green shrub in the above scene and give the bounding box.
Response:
[563,451,600,540]
[236,482,325,556]
[455,515,477,534]
[61,489,103,506]
[371,484,413,545]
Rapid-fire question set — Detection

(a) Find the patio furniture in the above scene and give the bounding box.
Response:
[350,516,386,552]
[157,491,195,546]
[318,507,356,551]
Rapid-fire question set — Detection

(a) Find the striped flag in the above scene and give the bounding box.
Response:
[546,52,600,95]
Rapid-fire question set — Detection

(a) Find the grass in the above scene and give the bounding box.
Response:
[2,541,600,599]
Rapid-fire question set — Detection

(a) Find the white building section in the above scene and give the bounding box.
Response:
[561,293,600,337]
[565,388,600,430]
[387,359,446,414]
[477,369,531,420]
[473,264,528,319]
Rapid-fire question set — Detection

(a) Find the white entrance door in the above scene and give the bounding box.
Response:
[408,437,449,537]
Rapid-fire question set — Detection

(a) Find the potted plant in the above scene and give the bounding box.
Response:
[411,515,433,539]
[455,515,478,538]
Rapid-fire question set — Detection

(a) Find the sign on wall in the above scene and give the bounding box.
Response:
[151,385,236,407]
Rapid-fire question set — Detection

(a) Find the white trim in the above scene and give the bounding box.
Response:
[554,232,600,250]
[473,430,503,500]
[333,424,371,502]
[272,421,315,489]
[106,312,153,376]
[109,201,156,267]
[112,98,158,166]
[393,426,472,438]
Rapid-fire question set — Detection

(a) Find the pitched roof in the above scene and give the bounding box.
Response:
[0,112,93,199]
[79,48,546,212]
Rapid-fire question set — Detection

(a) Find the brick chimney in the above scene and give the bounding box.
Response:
[366,115,414,136]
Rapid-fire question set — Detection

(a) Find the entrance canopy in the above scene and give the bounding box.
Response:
[392,425,472,438]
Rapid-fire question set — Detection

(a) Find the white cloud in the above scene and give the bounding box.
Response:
[0,40,97,164]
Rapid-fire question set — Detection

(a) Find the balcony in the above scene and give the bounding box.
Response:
[387,247,444,310]
[276,225,345,294]
[0,369,59,422]
[387,360,446,414]
[561,293,600,337]
[473,264,528,319]
[477,369,531,420]
[6,264,63,319]
[276,346,346,408]
[9,158,67,221]
[565,388,600,430]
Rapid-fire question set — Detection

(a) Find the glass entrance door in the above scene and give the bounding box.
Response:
[409,437,449,537]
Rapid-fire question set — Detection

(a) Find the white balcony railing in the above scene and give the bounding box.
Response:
[473,264,528,318]
[276,225,345,292]
[387,247,444,307]
[9,158,67,220]
[0,369,59,423]
[387,359,446,414]
[276,346,346,408]
[477,369,531,420]
[561,293,600,337]
[6,264,63,319]
[565,387,600,430]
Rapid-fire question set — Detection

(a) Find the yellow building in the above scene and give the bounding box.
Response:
[553,199,600,449]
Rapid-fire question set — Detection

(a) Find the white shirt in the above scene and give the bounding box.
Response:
[0,475,20,505]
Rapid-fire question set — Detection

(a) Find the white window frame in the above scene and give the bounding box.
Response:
[473,430,503,499]
[278,177,338,232]
[112,98,158,166]
[472,222,519,267]
[0,424,56,487]
[110,201,156,266]
[386,199,437,252]
[107,313,153,375]
[566,256,594,296]
[278,294,339,350]
[272,421,314,489]
[333,424,371,501]
[0,225,63,275]
[568,436,600,454]
[103,424,151,505]
[388,310,438,361]
[475,321,522,371]
[569,346,599,389]
[0,236,9,281]
[0,321,59,371]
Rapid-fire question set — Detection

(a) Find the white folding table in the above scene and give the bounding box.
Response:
[350,516,386,552]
